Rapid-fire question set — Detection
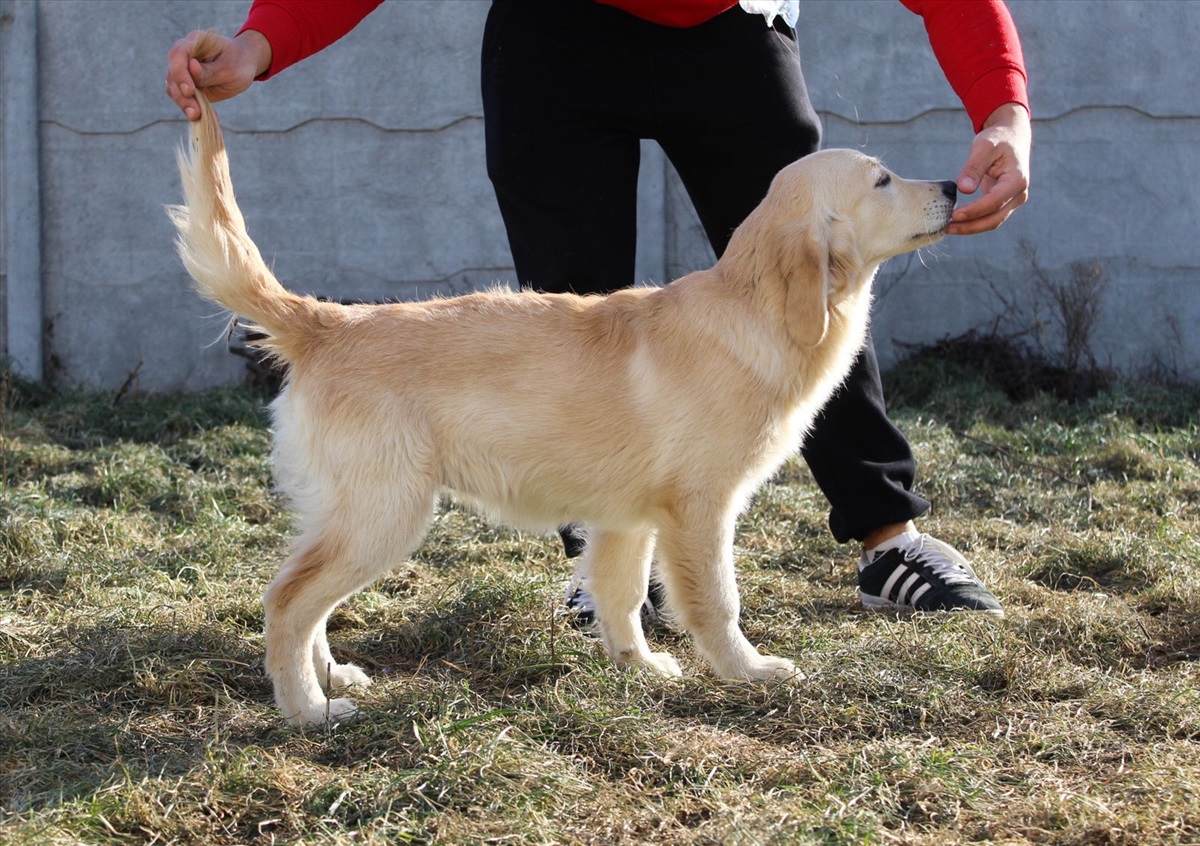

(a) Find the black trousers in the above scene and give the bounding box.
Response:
[480,0,930,543]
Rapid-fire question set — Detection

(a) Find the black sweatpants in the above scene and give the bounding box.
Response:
[480,0,930,543]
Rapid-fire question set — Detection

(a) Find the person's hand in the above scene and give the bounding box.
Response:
[946,102,1031,235]
[166,30,272,121]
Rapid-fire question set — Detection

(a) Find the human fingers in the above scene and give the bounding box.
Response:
[166,31,210,120]
[166,30,257,119]
[948,104,1031,235]
[947,165,1028,234]
[949,147,1028,234]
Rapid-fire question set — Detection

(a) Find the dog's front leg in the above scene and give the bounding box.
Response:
[586,528,682,678]
[312,618,372,691]
[655,507,796,682]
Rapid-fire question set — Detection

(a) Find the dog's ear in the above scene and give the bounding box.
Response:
[783,228,829,347]
[780,217,860,348]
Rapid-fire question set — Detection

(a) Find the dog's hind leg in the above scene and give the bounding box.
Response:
[587,528,682,678]
[654,505,796,682]
[263,487,438,727]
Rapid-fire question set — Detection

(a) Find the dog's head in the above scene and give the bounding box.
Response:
[733,149,957,347]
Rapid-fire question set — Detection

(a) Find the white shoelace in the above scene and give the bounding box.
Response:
[893,534,979,586]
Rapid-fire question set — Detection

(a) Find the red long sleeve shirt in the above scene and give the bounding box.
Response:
[239,0,1028,132]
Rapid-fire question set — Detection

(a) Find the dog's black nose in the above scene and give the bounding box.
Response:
[940,180,958,202]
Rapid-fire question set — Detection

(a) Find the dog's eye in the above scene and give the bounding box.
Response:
[874,173,892,189]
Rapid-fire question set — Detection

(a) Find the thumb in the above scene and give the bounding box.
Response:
[957,133,998,195]
[188,56,211,87]
[189,29,230,62]
[958,131,1007,196]
[185,30,235,84]
[957,157,984,195]
[188,53,227,90]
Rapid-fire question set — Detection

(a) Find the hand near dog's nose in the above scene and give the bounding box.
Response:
[946,102,1032,236]
[166,30,272,121]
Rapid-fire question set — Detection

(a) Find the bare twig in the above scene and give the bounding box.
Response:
[113,359,144,406]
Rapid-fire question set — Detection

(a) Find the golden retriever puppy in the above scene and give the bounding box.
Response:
[170,93,956,727]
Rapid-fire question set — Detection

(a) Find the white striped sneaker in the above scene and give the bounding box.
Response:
[858,533,1003,615]
[561,575,666,632]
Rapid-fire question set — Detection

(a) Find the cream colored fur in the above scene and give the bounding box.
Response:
[169,90,956,727]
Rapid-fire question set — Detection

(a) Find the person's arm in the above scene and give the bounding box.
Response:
[901,0,1031,234]
[166,0,383,120]
[947,100,1031,235]
[900,0,1028,132]
[238,0,385,79]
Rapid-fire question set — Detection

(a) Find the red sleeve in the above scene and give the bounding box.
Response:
[237,0,386,80]
[900,0,1029,132]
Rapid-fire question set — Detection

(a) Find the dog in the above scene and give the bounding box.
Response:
[169,91,956,727]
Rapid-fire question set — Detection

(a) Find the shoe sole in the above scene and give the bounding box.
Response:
[860,593,1005,617]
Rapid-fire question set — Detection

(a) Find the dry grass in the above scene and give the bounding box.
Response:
[1,364,1198,845]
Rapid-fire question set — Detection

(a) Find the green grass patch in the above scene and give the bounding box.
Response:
[2,370,1199,844]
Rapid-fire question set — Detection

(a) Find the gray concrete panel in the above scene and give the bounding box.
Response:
[1,0,44,379]
[38,0,488,133]
[797,1,1200,122]
[8,0,1198,390]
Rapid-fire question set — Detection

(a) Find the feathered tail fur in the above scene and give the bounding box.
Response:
[167,79,322,362]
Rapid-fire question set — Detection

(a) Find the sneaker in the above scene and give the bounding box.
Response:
[562,575,667,631]
[227,318,286,394]
[559,523,588,559]
[228,296,368,395]
[556,525,669,628]
[858,532,1003,615]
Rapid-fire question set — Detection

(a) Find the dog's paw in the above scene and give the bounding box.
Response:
[284,696,360,729]
[325,662,372,691]
[614,648,683,678]
[740,654,798,682]
[642,651,684,678]
[323,697,361,724]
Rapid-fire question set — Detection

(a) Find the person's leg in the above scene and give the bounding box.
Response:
[481,0,652,295]
[482,0,653,569]
[649,10,928,544]
[648,10,1000,613]
[798,339,931,543]
[482,3,999,614]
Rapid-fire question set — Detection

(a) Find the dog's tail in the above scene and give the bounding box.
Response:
[167,72,323,362]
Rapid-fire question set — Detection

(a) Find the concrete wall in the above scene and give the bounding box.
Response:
[1,0,1196,391]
